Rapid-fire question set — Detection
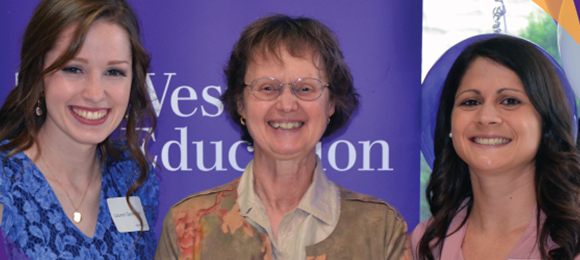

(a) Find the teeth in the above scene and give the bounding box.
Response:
[269,122,303,130]
[72,107,107,120]
[473,138,510,145]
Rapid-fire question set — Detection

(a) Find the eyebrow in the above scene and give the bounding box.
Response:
[70,58,130,65]
[455,89,480,98]
[108,60,130,65]
[72,57,89,64]
[455,87,524,98]
[496,88,524,94]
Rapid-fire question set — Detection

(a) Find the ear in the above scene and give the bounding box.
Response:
[327,99,336,117]
[237,96,246,118]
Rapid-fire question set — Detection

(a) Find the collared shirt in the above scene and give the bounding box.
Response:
[237,158,340,260]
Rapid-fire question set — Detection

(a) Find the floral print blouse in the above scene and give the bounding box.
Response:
[154,176,411,260]
[0,145,158,259]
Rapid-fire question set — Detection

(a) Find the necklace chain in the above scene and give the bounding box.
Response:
[41,156,96,224]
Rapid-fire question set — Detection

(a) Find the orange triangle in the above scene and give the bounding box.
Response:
[532,0,580,46]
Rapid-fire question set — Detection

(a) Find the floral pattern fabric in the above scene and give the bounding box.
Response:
[154,178,411,260]
[0,146,159,259]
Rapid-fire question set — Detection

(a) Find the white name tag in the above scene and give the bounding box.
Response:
[107,197,150,233]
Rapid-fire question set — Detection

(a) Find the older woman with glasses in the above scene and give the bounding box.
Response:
[155,14,411,260]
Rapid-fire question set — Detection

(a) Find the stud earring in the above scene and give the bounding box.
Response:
[35,100,43,116]
[449,132,453,138]
[240,117,246,126]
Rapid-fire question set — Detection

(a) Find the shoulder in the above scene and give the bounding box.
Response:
[337,185,406,225]
[0,142,33,181]
[0,140,25,162]
[104,144,155,183]
[335,185,409,247]
[410,217,432,253]
[102,144,158,202]
[411,218,431,239]
[171,178,240,211]
[105,144,139,175]
[316,185,409,259]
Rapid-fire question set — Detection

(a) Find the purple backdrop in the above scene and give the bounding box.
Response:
[0,0,422,241]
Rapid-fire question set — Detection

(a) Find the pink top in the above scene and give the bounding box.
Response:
[411,205,579,260]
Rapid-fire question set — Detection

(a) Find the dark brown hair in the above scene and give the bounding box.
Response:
[222,14,359,145]
[0,0,156,234]
[418,35,580,260]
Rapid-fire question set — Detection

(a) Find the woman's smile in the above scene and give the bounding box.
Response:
[268,121,304,130]
[71,106,109,121]
[471,136,511,146]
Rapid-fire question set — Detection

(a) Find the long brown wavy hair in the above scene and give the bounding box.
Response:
[418,35,580,260]
[0,0,157,234]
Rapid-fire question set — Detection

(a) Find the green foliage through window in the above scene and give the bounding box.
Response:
[518,12,561,65]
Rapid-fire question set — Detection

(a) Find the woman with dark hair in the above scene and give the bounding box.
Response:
[411,35,580,260]
[0,0,158,258]
[156,14,411,260]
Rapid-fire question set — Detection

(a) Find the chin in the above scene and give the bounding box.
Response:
[469,162,505,173]
[281,147,316,158]
[71,132,114,146]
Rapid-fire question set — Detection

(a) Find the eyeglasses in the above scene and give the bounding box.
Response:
[244,77,329,101]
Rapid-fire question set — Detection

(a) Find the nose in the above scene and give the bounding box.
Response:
[477,103,502,126]
[82,74,106,103]
[275,83,298,112]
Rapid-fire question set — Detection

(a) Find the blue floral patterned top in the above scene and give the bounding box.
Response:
[0,144,159,259]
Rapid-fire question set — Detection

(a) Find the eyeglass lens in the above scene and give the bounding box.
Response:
[250,78,324,100]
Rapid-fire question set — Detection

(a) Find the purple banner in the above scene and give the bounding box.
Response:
[1,0,422,238]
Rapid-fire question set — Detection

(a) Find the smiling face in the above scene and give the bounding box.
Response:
[239,47,335,161]
[451,57,542,175]
[41,19,132,147]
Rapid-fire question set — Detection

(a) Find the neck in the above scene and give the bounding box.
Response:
[252,150,317,215]
[26,130,100,185]
[468,165,536,233]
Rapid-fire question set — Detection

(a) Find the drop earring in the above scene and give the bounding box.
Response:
[240,117,246,126]
[35,100,43,116]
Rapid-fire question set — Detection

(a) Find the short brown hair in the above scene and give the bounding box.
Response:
[222,14,359,145]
